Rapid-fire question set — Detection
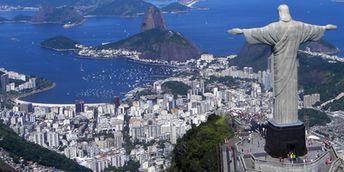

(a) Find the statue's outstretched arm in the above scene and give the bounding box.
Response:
[227,24,276,45]
[228,28,244,35]
[227,24,271,35]
[300,23,337,43]
[324,24,337,30]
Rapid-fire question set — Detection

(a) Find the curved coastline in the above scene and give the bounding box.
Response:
[14,83,107,107]
[15,99,106,108]
[14,82,56,104]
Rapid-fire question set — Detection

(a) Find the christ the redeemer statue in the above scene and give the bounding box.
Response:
[229,4,336,125]
[228,4,336,157]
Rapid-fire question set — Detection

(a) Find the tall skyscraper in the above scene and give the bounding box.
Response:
[113,132,123,149]
[75,100,85,114]
[0,74,9,92]
[114,96,121,108]
[47,131,59,148]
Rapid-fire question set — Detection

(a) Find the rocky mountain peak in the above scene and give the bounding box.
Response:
[140,6,166,32]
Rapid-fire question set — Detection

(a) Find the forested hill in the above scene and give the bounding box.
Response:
[0,123,91,172]
[170,115,233,171]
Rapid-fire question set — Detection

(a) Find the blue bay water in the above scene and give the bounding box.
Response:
[0,0,343,103]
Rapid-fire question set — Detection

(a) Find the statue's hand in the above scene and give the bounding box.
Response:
[228,28,243,35]
[325,24,337,30]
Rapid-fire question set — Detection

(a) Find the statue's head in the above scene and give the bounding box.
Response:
[278,4,292,22]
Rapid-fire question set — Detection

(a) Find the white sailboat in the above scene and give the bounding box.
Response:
[80,64,85,72]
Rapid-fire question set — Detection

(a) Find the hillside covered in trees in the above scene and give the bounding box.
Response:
[170,115,232,171]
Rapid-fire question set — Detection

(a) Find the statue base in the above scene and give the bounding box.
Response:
[265,121,307,158]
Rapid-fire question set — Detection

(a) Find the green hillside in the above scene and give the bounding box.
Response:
[0,123,91,172]
[170,115,232,171]
[41,36,79,50]
[99,29,200,61]
[100,29,190,49]
[299,56,344,102]
[88,0,152,16]
[323,97,344,111]
[161,2,190,12]
[162,81,191,96]
[298,108,331,127]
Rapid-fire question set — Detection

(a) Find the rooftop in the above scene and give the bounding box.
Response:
[236,132,340,172]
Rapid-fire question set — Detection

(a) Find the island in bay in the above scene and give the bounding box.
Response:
[41,6,200,62]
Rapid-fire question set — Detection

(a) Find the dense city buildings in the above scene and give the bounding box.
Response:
[1,55,344,171]
[0,68,37,93]
[0,55,278,171]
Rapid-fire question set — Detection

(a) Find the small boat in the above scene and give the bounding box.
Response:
[80,64,85,72]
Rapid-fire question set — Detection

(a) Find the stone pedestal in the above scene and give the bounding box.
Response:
[265,121,307,158]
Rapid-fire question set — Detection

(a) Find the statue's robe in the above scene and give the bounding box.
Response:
[243,21,325,125]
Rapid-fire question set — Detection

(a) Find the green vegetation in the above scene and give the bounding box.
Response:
[170,115,232,172]
[0,123,91,172]
[12,15,32,22]
[0,159,16,172]
[31,6,84,25]
[300,39,338,54]
[104,159,140,172]
[205,76,239,88]
[298,56,344,102]
[41,36,79,50]
[123,114,133,154]
[161,2,190,13]
[9,78,26,87]
[134,89,155,100]
[232,40,338,72]
[0,98,14,109]
[298,108,331,127]
[88,0,152,16]
[0,76,53,109]
[93,131,114,139]
[231,43,271,72]
[322,97,344,111]
[162,81,191,96]
[100,29,191,51]
[35,77,54,89]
